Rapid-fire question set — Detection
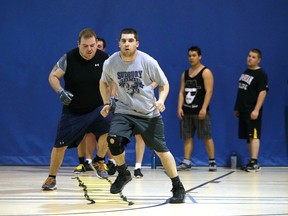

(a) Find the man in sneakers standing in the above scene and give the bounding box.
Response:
[100,28,186,203]
[234,48,269,172]
[177,46,217,172]
[42,28,111,190]
[73,37,114,175]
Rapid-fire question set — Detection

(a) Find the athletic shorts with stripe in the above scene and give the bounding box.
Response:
[238,111,262,142]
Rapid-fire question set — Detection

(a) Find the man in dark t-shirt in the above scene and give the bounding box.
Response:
[234,48,269,172]
[42,28,112,191]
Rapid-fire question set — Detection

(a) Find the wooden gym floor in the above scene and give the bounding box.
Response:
[0,166,287,216]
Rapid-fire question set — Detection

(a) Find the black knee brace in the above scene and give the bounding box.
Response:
[107,135,125,156]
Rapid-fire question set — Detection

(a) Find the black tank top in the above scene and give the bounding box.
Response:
[182,67,209,114]
[63,48,109,114]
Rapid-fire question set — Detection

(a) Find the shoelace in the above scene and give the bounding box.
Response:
[44,177,54,184]
[95,162,108,171]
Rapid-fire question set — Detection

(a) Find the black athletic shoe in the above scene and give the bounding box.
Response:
[245,160,261,172]
[110,170,132,194]
[208,160,217,172]
[134,168,143,178]
[107,161,117,175]
[169,182,186,203]
[84,160,94,171]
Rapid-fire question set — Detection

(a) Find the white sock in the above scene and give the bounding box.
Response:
[135,163,142,170]
[86,159,92,164]
[109,158,116,165]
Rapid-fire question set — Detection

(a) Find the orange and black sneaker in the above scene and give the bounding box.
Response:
[93,161,109,179]
[42,177,57,191]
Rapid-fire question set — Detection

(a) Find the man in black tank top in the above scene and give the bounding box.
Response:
[42,29,112,191]
[177,46,217,171]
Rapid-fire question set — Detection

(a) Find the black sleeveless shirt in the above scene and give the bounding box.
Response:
[182,67,209,115]
[62,48,109,114]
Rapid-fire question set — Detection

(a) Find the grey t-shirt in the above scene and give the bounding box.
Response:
[101,50,168,118]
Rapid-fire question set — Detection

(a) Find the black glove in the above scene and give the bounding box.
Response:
[110,97,116,113]
[58,88,74,105]
[105,97,116,113]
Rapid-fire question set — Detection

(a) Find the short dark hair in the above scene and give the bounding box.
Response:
[97,37,106,49]
[188,46,202,56]
[78,28,96,43]
[250,48,262,59]
[119,28,139,41]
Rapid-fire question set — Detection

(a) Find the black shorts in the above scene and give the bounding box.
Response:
[238,112,262,142]
[54,106,112,149]
[109,114,169,152]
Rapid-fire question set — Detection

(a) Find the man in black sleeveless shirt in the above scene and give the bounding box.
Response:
[73,37,113,175]
[177,46,217,172]
[234,48,269,172]
[42,29,112,191]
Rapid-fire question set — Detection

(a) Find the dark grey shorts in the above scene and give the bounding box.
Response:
[180,113,212,140]
[109,114,169,152]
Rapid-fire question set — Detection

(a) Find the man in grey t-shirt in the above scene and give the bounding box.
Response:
[100,28,186,203]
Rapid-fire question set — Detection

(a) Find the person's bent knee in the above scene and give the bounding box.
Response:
[107,135,125,156]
